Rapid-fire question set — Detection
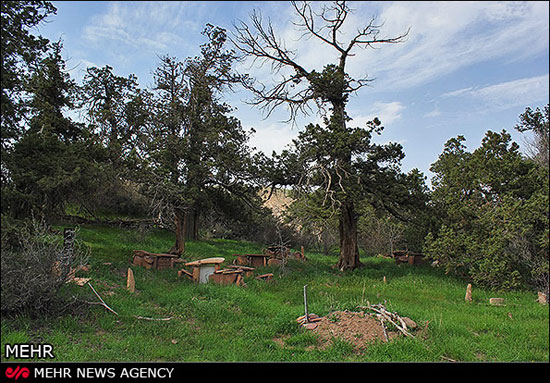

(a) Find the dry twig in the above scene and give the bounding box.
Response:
[88,283,119,316]
[133,315,173,321]
[358,303,415,338]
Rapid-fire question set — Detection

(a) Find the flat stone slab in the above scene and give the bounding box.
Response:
[489,298,505,306]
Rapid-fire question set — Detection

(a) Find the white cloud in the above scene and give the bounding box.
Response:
[349,101,405,128]
[83,1,202,54]
[424,108,441,118]
[247,123,300,156]
[442,74,550,109]
[366,2,548,89]
[66,59,100,84]
[258,1,549,92]
[442,87,474,98]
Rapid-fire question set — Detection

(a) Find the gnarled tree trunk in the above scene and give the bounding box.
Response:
[169,208,186,256]
[337,200,361,270]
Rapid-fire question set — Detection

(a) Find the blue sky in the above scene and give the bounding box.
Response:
[37,1,549,184]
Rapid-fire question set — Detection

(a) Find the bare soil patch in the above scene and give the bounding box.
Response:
[308,310,399,351]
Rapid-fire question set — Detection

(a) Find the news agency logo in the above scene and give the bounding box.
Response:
[5,366,30,381]
[4,343,55,359]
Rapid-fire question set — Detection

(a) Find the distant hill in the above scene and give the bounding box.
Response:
[261,188,294,219]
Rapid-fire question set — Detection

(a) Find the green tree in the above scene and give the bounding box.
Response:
[78,65,153,218]
[141,25,265,255]
[1,1,57,220]
[425,129,548,292]
[80,65,150,167]
[1,0,56,150]
[515,104,549,168]
[5,41,103,220]
[233,1,416,270]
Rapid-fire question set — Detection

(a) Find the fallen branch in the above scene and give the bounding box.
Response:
[358,303,415,339]
[133,315,173,321]
[377,314,389,342]
[441,356,457,362]
[88,283,119,316]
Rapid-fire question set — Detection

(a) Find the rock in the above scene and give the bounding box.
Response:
[489,298,504,306]
[538,292,548,305]
[402,317,417,329]
[465,283,472,302]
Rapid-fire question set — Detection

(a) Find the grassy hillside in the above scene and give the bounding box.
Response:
[1,224,548,362]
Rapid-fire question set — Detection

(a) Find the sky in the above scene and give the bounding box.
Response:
[35,1,550,185]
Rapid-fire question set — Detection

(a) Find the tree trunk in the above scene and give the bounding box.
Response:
[337,200,362,270]
[169,208,186,256]
[184,207,199,240]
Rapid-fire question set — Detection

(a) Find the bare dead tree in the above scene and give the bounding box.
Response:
[232,1,409,123]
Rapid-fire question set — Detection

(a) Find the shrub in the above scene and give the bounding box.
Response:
[1,220,90,314]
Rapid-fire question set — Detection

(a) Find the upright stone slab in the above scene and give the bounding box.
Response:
[127,268,135,293]
[465,284,472,302]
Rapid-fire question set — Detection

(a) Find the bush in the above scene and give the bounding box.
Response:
[1,220,90,314]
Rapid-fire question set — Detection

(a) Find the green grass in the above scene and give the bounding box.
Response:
[1,224,548,362]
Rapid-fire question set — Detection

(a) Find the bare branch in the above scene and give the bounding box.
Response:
[231,1,409,124]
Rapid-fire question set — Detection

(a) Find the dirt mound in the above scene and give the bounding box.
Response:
[308,310,399,350]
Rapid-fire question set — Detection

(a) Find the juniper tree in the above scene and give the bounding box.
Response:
[6,41,102,219]
[142,25,266,255]
[425,129,549,292]
[232,1,419,270]
[515,104,549,168]
[80,65,150,168]
[1,0,56,150]
[1,1,56,218]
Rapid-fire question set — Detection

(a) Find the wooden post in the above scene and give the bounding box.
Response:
[303,285,309,323]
